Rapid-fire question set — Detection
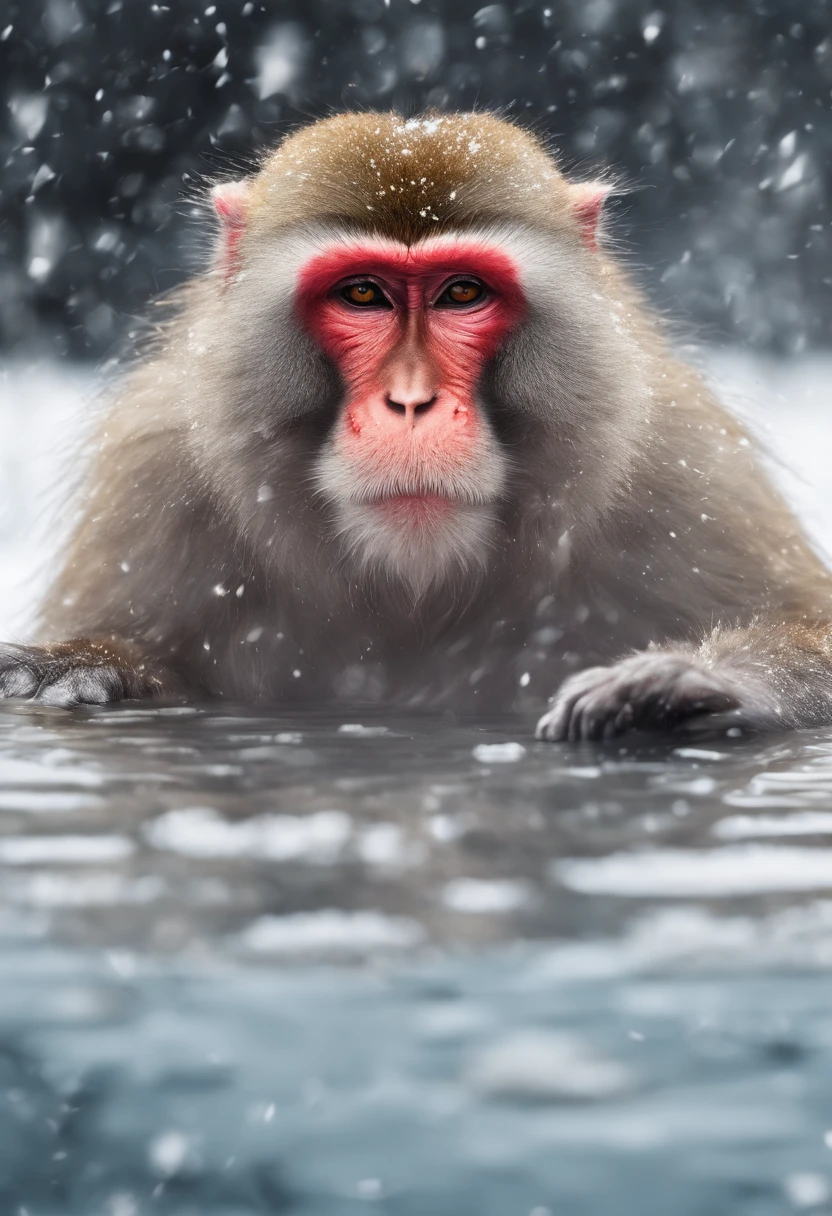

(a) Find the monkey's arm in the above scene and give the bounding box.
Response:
[536,619,832,742]
[0,638,177,707]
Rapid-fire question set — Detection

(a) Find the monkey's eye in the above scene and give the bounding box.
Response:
[340,281,392,308]
[435,279,486,308]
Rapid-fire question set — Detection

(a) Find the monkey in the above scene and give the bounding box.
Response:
[2,110,832,743]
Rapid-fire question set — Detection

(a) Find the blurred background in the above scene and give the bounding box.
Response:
[0,0,830,362]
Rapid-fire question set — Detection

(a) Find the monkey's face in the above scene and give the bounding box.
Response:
[294,235,524,592]
[204,114,654,601]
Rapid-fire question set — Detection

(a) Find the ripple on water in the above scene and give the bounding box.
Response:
[0,835,134,865]
[238,909,426,957]
[713,811,832,839]
[143,806,352,862]
[466,1030,636,1102]
[443,877,534,913]
[555,844,832,897]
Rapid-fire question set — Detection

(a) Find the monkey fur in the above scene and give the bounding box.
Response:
[4,111,832,741]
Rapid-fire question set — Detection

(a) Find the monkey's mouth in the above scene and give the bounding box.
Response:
[370,492,457,521]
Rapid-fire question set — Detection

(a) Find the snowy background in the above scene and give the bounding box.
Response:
[1,0,831,358]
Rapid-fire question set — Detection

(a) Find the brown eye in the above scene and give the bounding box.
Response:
[437,280,485,308]
[341,281,390,307]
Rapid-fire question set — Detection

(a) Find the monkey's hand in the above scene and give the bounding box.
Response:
[0,639,171,709]
[535,652,743,743]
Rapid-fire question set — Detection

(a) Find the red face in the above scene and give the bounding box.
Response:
[296,238,524,514]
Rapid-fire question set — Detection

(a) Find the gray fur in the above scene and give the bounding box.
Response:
[9,196,832,735]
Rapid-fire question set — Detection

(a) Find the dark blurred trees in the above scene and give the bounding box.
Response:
[1,0,830,357]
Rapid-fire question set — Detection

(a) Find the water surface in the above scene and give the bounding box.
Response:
[1,702,832,1214]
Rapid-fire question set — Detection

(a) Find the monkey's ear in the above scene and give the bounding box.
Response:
[570,183,612,252]
[211,179,252,279]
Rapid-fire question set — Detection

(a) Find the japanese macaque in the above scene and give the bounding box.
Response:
[3,111,832,741]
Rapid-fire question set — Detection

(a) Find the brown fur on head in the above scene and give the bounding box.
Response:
[224,111,607,252]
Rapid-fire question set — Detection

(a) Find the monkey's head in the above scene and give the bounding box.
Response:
[200,113,650,598]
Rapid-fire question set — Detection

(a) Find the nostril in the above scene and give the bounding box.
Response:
[384,394,438,417]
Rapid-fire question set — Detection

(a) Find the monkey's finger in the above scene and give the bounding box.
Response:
[35,665,125,709]
[536,692,587,742]
[535,702,574,742]
[535,668,609,741]
[569,690,605,743]
[0,662,39,699]
[579,684,634,741]
[576,690,613,741]
[607,701,635,738]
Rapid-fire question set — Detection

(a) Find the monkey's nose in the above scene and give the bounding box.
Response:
[385,393,438,422]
